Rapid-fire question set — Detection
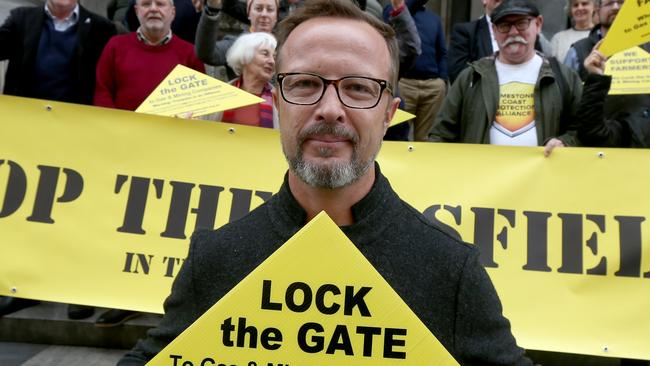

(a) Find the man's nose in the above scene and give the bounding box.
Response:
[316,84,346,121]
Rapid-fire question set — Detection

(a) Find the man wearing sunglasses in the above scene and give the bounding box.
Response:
[430,0,581,153]
[118,0,533,364]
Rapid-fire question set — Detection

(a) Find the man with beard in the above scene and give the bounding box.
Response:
[430,0,581,153]
[93,0,204,110]
[118,0,533,364]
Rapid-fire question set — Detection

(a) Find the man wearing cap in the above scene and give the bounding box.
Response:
[118,0,533,364]
[430,0,581,152]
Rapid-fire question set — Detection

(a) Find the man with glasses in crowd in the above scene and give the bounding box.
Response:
[118,0,533,364]
[430,0,581,154]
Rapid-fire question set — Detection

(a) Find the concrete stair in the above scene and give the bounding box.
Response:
[0,300,160,365]
[0,301,647,366]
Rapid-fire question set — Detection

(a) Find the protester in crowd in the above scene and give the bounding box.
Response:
[0,0,116,321]
[550,0,595,63]
[430,0,581,153]
[448,0,552,84]
[378,0,420,141]
[549,42,650,151]
[117,0,533,364]
[121,0,201,43]
[383,0,446,142]
[564,0,622,80]
[216,32,277,128]
[194,0,277,80]
[94,0,204,111]
[447,0,503,83]
[92,0,202,326]
[0,0,116,105]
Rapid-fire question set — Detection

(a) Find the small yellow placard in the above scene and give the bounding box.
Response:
[389,109,416,127]
[600,0,650,56]
[135,64,264,117]
[605,46,650,94]
[146,212,457,366]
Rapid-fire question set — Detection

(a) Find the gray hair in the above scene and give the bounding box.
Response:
[226,32,277,76]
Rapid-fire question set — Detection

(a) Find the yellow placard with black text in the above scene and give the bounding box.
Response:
[600,0,650,56]
[135,64,264,117]
[145,213,457,366]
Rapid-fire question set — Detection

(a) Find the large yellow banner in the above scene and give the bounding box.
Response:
[1,95,649,360]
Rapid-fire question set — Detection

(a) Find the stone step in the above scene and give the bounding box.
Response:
[1,301,647,366]
[0,301,159,349]
[0,341,127,366]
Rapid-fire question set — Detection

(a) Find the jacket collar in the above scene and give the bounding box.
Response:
[267,163,400,246]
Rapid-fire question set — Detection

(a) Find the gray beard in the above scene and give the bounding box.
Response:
[284,123,377,189]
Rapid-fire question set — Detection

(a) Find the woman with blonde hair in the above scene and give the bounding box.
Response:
[550,0,596,62]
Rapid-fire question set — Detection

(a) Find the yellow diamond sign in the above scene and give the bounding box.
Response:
[146,212,458,365]
[136,64,264,118]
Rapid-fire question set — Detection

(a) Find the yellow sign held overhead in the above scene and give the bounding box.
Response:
[389,109,416,127]
[599,0,650,56]
[146,213,458,366]
[135,64,264,118]
[605,46,650,94]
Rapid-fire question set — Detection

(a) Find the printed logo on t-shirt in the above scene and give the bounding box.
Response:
[495,81,535,134]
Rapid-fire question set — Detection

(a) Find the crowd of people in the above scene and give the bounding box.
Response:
[1,0,649,364]
[2,0,645,144]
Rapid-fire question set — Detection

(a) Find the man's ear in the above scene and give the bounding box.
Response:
[272,87,279,108]
[383,96,401,133]
[536,15,544,30]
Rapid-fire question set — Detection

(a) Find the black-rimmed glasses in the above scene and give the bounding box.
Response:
[495,17,534,33]
[276,72,393,109]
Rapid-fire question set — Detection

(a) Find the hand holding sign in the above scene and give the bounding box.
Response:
[599,0,650,56]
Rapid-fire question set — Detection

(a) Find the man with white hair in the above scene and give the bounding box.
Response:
[431,0,582,153]
[94,0,204,110]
